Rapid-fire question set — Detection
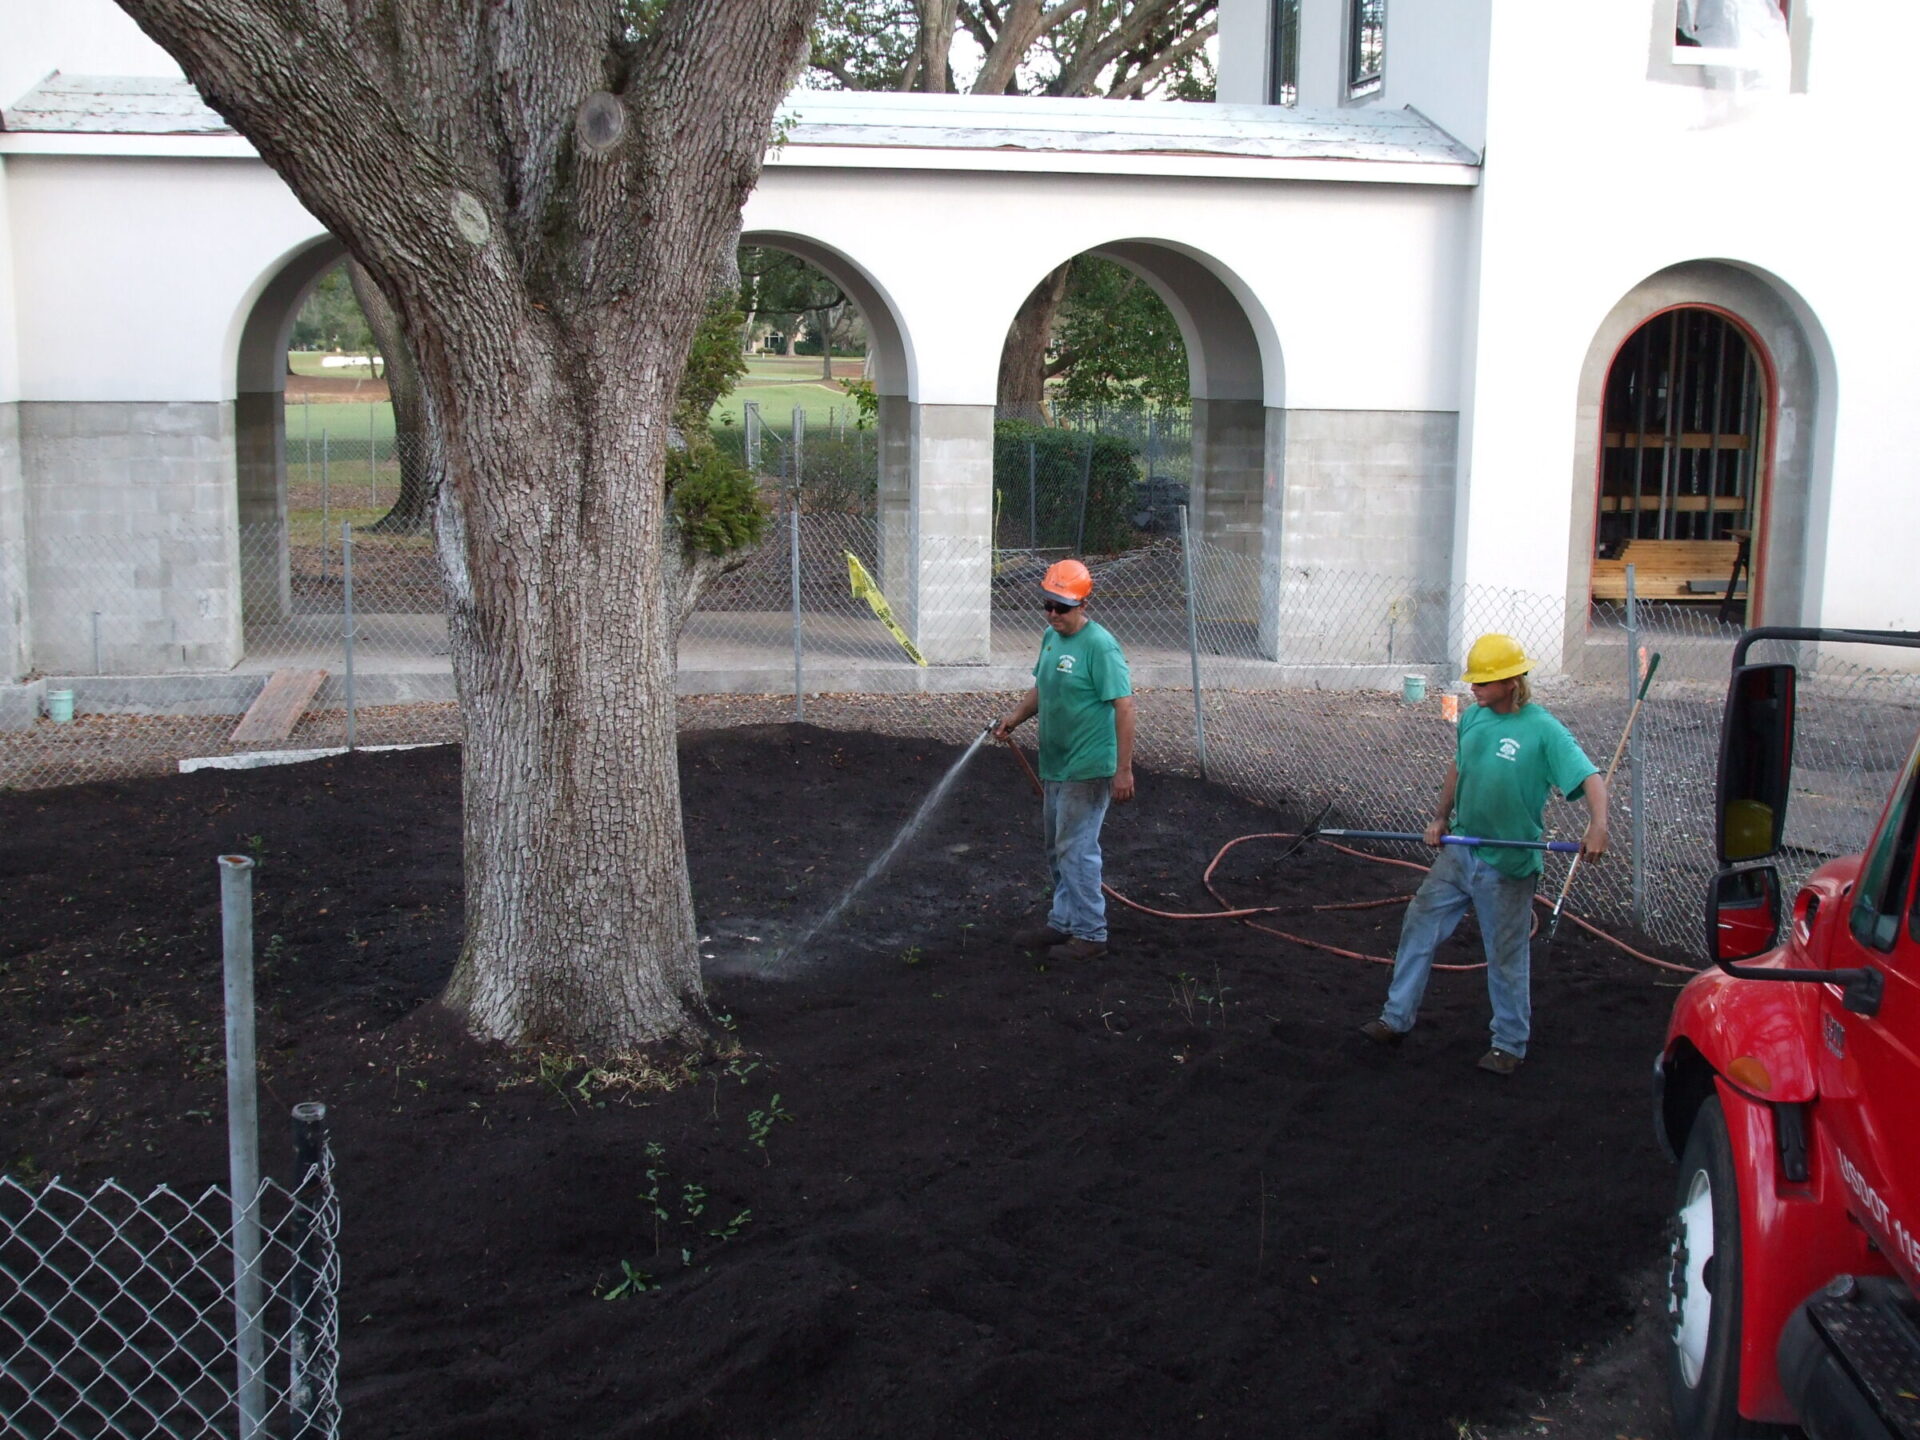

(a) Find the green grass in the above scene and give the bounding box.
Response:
[286,401,396,445]
[712,381,859,432]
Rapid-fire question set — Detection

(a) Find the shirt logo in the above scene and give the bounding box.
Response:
[1056,656,1076,673]
[1497,738,1521,761]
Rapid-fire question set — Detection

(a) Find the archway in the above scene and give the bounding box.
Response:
[991,238,1282,654]
[1571,262,1829,629]
[232,234,347,635]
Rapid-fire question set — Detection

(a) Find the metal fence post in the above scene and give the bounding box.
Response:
[368,403,378,509]
[320,431,331,579]
[1178,505,1210,780]
[287,1100,330,1433]
[91,611,102,675]
[1027,440,1038,548]
[790,495,804,723]
[218,854,267,1440]
[1075,433,1092,556]
[1625,565,1648,927]
[792,405,806,492]
[342,523,357,751]
[744,400,760,472]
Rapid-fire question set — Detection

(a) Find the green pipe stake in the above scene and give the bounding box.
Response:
[1548,652,1661,941]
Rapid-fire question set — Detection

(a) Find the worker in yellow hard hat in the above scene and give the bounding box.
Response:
[1358,633,1608,1075]
[993,559,1135,963]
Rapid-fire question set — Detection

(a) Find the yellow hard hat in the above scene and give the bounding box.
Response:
[1461,633,1531,684]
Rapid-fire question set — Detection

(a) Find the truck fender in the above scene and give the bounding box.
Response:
[1715,1079,1880,1423]
[1661,965,1822,1135]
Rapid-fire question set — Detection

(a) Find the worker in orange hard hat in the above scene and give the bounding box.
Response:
[992,558,1135,963]
[1358,633,1608,1075]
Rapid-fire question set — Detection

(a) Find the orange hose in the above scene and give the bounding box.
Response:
[996,735,1696,976]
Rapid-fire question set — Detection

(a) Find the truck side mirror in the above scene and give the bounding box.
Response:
[1717,663,1795,863]
[1710,865,1780,962]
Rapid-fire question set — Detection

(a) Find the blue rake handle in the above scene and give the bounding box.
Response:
[1316,828,1581,854]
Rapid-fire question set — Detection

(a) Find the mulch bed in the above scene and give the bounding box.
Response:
[0,725,1684,1438]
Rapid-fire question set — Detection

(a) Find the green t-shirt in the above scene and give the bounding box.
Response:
[1453,702,1598,879]
[1032,620,1132,782]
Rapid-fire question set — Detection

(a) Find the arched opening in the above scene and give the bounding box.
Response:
[991,238,1281,657]
[1590,306,1769,621]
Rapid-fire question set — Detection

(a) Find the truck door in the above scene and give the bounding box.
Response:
[1820,732,1920,1286]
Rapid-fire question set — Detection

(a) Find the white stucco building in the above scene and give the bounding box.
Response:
[0,0,1913,703]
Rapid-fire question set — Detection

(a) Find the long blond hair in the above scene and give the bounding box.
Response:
[1513,674,1532,708]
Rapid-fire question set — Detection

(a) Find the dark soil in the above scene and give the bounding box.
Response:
[0,725,1687,1439]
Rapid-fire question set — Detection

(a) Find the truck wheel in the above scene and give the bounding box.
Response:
[1666,1098,1777,1438]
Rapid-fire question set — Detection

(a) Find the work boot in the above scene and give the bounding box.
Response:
[1476,1048,1523,1076]
[1012,923,1069,951]
[1048,936,1108,962]
[1358,1018,1405,1047]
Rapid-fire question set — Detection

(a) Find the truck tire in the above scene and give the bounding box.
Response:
[1666,1098,1779,1438]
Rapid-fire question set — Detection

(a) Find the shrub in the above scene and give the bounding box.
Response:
[992,420,1140,555]
[668,443,767,557]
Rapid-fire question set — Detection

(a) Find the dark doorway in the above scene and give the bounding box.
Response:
[1598,307,1767,549]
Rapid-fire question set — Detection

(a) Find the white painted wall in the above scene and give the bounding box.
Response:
[1451,2,1920,633]
[0,161,19,404]
[3,155,323,402]
[744,162,1469,411]
[1375,0,1491,155]
[0,0,182,112]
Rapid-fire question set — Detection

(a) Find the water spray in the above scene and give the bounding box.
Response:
[779,722,997,965]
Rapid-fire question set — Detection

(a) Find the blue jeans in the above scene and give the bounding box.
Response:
[1380,845,1537,1056]
[1043,778,1113,942]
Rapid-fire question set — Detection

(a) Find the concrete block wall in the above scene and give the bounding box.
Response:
[1275,409,1458,665]
[235,390,291,622]
[21,400,243,673]
[0,401,27,680]
[907,403,993,665]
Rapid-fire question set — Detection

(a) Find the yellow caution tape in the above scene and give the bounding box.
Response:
[846,553,928,667]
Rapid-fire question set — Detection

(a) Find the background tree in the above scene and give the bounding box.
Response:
[740,247,853,379]
[342,259,437,535]
[116,0,818,1051]
[287,266,375,356]
[804,3,1214,408]
[1046,257,1188,413]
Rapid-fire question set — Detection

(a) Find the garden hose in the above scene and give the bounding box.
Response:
[995,733,1695,977]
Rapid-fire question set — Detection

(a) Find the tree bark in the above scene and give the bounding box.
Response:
[114,0,818,1049]
[996,261,1072,416]
[343,259,437,535]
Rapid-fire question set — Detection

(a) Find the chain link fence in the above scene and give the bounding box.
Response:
[0,1138,340,1440]
[5,408,1918,955]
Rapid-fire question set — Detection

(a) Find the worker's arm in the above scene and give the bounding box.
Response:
[993,688,1038,741]
[1422,761,1459,846]
[1111,695,1136,803]
[1575,773,1609,859]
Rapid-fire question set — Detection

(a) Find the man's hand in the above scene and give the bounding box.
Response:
[1581,821,1609,860]
[1422,817,1447,847]
[992,716,1019,742]
[1112,767,1135,804]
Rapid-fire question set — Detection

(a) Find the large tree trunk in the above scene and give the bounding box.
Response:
[997,261,1072,416]
[343,259,436,535]
[116,0,819,1050]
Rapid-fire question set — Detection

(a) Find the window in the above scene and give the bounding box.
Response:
[1348,0,1385,97]
[1270,0,1301,106]
[1674,0,1789,66]
[1852,735,1920,953]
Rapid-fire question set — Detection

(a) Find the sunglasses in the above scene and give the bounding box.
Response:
[1042,600,1078,615]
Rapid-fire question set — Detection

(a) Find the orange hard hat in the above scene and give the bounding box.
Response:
[1041,559,1093,605]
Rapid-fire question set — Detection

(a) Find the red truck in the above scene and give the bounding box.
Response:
[1657,626,1920,1439]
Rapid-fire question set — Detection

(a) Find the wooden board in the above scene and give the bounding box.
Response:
[1591,539,1741,602]
[230,669,328,744]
